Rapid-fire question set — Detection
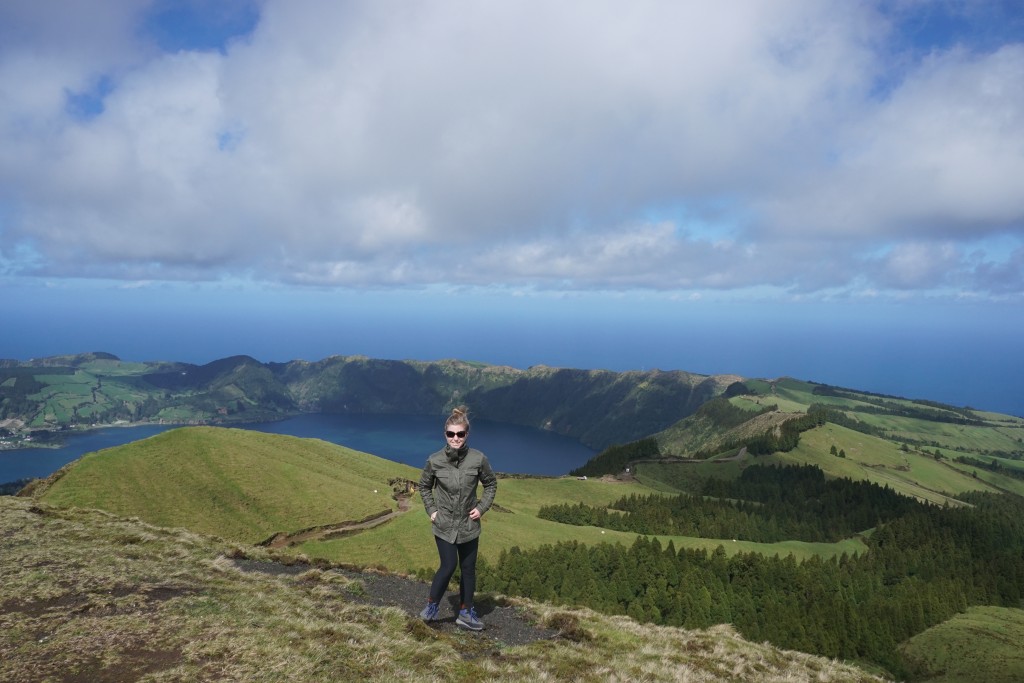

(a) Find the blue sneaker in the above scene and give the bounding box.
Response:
[456,607,484,631]
[419,601,439,622]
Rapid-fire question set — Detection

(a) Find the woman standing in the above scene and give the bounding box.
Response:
[417,406,498,630]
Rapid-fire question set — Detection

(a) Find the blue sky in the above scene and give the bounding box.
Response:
[1,1,1022,415]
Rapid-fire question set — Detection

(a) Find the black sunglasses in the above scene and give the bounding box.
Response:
[445,430,467,438]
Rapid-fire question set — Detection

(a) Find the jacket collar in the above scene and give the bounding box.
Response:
[445,445,469,463]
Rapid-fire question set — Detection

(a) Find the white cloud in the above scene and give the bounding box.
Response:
[869,241,961,289]
[0,0,1021,298]
[759,45,1024,241]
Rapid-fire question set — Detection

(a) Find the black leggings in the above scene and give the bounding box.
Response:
[428,536,479,610]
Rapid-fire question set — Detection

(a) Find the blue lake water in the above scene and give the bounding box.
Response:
[0,413,595,484]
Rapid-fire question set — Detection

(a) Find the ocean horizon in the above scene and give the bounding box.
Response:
[4,295,1022,419]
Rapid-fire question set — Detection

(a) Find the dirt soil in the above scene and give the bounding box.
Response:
[232,559,559,652]
[263,495,414,548]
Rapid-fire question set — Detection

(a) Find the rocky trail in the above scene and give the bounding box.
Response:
[233,557,560,653]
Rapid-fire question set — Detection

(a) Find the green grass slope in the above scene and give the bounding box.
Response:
[33,426,865,576]
[300,473,867,574]
[0,497,888,682]
[654,395,791,456]
[36,426,420,544]
[770,424,998,505]
[645,422,1007,506]
[642,376,1024,504]
[300,476,659,572]
[764,377,1024,454]
[898,606,1024,683]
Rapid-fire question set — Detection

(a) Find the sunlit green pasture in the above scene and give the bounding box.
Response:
[299,476,653,571]
[974,409,1024,425]
[767,378,818,401]
[730,394,807,414]
[29,373,90,424]
[762,388,873,413]
[26,369,157,426]
[853,413,1024,454]
[299,475,868,575]
[739,378,1022,461]
[943,459,1024,498]
[766,377,969,413]
[768,424,993,505]
[991,455,1024,472]
[39,427,419,544]
[640,424,989,506]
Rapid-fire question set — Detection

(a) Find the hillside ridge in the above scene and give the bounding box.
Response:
[1,352,734,450]
[0,495,890,681]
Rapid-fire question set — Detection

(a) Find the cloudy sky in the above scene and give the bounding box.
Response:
[2,1,1022,413]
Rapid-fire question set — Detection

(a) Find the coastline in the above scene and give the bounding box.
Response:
[0,413,301,452]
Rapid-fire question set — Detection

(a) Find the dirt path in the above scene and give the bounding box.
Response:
[263,495,413,548]
[232,557,560,651]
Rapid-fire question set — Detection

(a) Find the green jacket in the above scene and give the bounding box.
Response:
[418,445,497,544]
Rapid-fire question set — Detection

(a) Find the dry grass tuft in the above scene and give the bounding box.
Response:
[0,497,890,682]
[542,611,596,643]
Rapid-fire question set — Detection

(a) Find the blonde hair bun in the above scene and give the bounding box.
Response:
[445,405,470,429]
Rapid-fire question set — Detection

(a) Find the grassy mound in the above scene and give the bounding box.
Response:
[35,426,420,544]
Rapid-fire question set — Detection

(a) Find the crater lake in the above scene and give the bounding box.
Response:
[0,413,596,485]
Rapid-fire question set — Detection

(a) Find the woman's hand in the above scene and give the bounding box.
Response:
[430,511,438,522]
[468,508,481,521]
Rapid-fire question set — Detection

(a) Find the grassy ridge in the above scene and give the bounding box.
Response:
[38,427,420,544]
[0,497,887,682]
[34,427,867,574]
[645,422,1005,505]
[704,377,1024,458]
[647,376,1024,506]
[3,353,735,450]
[898,606,1024,682]
[771,424,996,504]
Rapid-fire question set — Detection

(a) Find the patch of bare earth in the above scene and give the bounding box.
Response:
[261,494,414,548]
[1,584,193,682]
[232,558,559,654]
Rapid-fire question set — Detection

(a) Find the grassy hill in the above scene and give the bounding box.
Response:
[19,425,1024,680]
[898,606,1024,683]
[34,427,421,544]
[296,474,867,574]
[640,377,1024,503]
[654,395,796,456]
[32,427,867,573]
[0,496,889,682]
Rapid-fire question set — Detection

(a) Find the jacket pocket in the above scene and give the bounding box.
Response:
[432,508,448,534]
